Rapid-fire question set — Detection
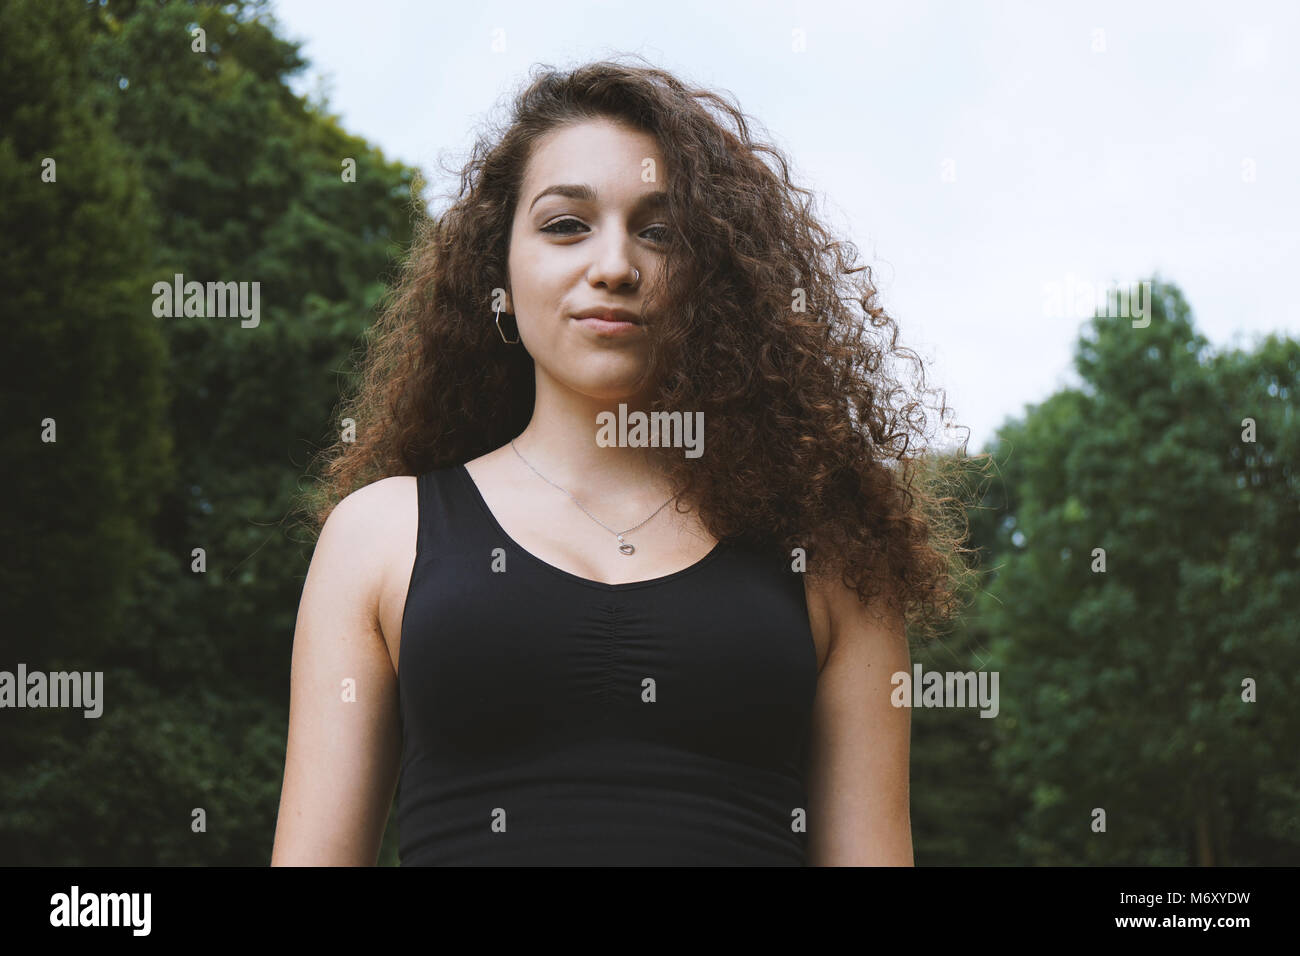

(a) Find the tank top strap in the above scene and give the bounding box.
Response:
[411,465,485,560]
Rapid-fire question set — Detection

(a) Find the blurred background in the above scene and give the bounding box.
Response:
[1,0,1296,865]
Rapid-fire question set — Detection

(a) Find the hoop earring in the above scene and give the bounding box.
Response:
[495,304,520,345]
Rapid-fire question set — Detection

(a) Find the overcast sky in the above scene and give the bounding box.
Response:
[271,0,1299,452]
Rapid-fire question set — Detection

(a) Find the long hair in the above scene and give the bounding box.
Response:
[295,55,985,639]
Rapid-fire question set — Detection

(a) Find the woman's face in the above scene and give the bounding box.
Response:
[505,117,668,402]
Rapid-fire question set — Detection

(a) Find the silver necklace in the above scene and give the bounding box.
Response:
[509,439,677,555]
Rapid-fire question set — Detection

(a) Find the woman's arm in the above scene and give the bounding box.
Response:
[271,487,402,866]
[804,575,914,866]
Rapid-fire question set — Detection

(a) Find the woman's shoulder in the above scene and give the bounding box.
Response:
[318,476,425,663]
[329,474,420,532]
[317,476,422,584]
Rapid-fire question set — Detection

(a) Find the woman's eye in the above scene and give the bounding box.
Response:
[540,218,668,242]
[541,218,585,235]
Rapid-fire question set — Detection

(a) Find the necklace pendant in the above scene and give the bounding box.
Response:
[617,536,635,555]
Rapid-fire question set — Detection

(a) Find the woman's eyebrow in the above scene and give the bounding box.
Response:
[528,184,667,213]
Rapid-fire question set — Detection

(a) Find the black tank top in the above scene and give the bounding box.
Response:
[395,463,819,865]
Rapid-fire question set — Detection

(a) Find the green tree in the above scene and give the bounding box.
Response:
[1,0,417,864]
[0,0,174,847]
[979,279,1299,864]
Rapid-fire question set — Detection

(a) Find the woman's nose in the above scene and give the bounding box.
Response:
[585,237,640,291]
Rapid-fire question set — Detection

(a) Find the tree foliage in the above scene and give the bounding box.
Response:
[1,0,416,864]
[961,281,1299,864]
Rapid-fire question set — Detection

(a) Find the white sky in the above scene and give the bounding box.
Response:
[271,0,1299,452]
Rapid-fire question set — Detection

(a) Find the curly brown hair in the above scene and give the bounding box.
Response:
[296,55,985,640]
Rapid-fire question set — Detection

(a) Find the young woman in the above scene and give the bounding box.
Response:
[271,58,973,866]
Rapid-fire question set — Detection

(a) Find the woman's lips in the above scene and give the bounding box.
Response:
[573,316,644,336]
